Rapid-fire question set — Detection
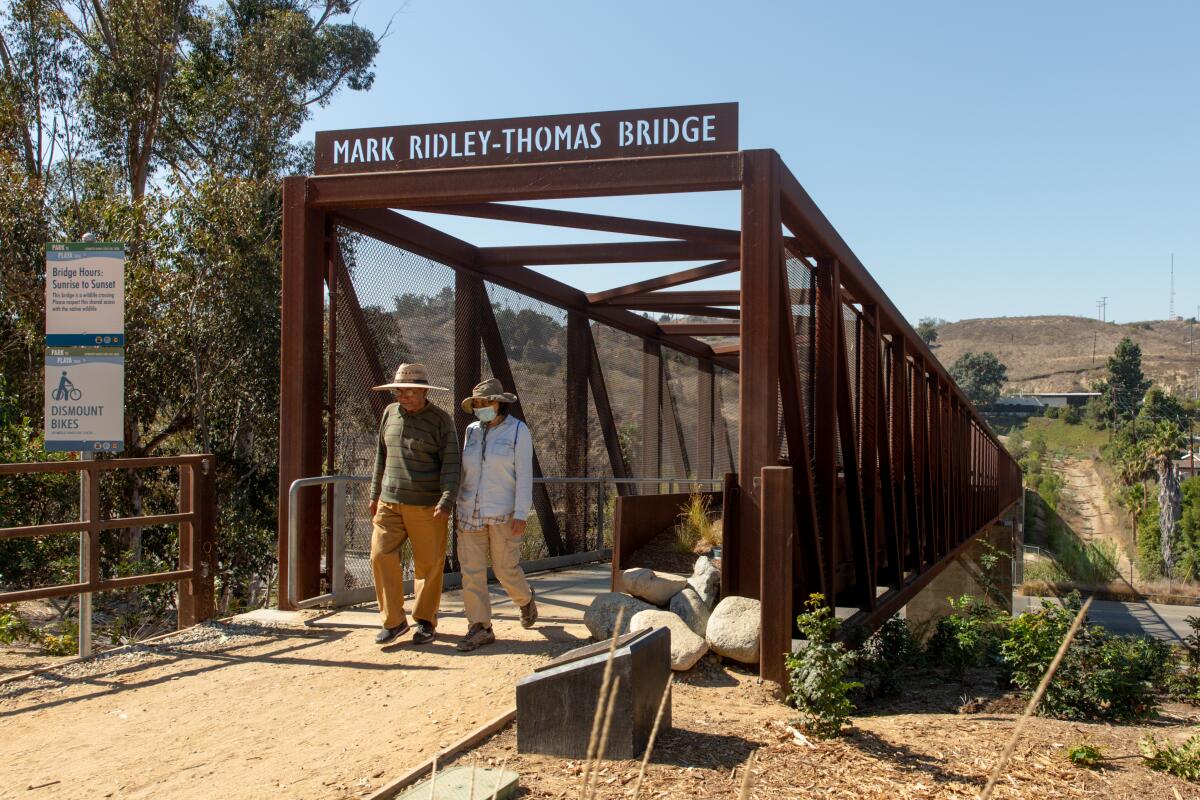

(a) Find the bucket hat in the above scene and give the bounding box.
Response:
[371,363,449,391]
[460,377,518,413]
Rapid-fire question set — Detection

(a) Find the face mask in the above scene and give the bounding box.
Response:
[474,406,497,423]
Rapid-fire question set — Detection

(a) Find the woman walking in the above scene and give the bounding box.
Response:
[455,378,539,651]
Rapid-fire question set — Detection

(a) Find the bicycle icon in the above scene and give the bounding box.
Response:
[52,371,82,401]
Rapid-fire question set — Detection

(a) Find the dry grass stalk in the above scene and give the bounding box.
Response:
[585,675,623,800]
[427,753,438,800]
[467,758,476,798]
[491,755,509,800]
[579,607,626,794]
[737,749,757,800]
[632,675,674,799]
[978,595,1094,800]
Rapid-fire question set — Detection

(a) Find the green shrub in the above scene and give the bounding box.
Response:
[1001,594,1170,721]
[1045,406,1062,419]
[1168,614,1200,704]
[1067,742,1104,768]
[852,615,922,700]
[0,605,38,645]
[927,594,1008,681]
[1062,406,1082,425]
[1140,734,1200,781]
[40,621,78,656]
[786,594,861,739]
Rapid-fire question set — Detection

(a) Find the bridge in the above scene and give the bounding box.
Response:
[277,146,1023,683]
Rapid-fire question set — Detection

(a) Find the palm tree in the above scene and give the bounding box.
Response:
[1146,421,1187,577]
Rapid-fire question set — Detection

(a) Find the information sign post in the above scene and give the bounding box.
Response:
[44,242,125,657]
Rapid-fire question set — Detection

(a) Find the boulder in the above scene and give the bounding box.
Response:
[668,586,711,637]
[688,555,721,609]
[630,609,708,671]
[584,592,655,640]
[706,595,760,664]
[619,567,689,606]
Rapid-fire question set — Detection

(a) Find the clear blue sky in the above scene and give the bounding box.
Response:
[300,1,1200,325]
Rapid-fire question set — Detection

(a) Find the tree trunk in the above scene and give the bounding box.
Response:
[1158,458,1182,578]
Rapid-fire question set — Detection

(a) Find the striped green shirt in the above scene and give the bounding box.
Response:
[369,401,460,511]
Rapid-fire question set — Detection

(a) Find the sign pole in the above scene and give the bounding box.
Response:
[78,450,92,658]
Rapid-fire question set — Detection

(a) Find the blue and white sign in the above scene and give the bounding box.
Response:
[44,243,125,452]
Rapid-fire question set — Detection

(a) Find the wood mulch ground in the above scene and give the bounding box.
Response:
[441,655,1200,799]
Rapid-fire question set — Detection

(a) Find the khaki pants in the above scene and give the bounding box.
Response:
[458,519,533,628]
[371,501,448,629]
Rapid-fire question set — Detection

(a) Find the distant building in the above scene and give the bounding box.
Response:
[1023,392,1100,409]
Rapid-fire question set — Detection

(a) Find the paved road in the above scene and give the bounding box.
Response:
[1014,594,1197,642]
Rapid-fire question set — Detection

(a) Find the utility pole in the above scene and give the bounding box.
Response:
[1096,297,1107,323]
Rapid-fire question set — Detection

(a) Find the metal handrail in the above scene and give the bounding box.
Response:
[287,475,368,609]
[287,474,723,608]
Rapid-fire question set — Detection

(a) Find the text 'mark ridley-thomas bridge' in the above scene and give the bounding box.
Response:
[278,103,1023,683]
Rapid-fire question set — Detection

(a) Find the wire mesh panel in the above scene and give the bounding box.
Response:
[784,250,816,468]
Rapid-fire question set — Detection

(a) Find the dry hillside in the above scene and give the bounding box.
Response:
[933,315,1200,396]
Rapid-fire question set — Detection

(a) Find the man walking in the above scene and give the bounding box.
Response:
[369,363,459,646]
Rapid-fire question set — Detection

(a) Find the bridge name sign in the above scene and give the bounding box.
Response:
[314,102,738,175]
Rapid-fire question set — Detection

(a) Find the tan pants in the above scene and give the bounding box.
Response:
[371,501,448,629]
[458,519,533,628]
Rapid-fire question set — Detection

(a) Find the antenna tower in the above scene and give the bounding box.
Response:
[1170,253,1175,320]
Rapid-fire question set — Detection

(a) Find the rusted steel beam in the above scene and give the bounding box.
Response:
[698,360,715,480]
[586,324,632,495]
[478,240,740,267]
[711,343,740,356]
[333,208,739,370]
[279,176,325,609]
[860,305,880,593]
[325,233,338,581]
[586,260,739,304]
[478,297,566,556]
[759,466,794,685]
[306,152,744,209]
[451,272,485,569]
[625,305,741,321]
[836,307,874,611]
[660,356,692,479]
[839,498,1022,634]
[565,311,590,551]
[332,244,389,420]
[720,473,740,599]
[812,257,840,604]
[641,341,662,481]
[178,457,216,626]
[659,322,740,337]
[454,272,485,443]
[0,570,198,605]
[734,149,782,600]
[778,281,825,601]
[0,454,212,475]
[414,202,741,245]
[876,340,903,588]
[778,161,1014,463]
[601,290,741,307]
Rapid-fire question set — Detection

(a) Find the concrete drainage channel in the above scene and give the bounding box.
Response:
[366,709,517,800]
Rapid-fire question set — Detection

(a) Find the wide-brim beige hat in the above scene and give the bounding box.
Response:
[372,363,449,391]
[460,377,518,412]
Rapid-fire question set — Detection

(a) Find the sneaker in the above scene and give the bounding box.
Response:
[455,623,496,652]
[374,621,410,645]
[411,620,436,645]
[520,589,538,629]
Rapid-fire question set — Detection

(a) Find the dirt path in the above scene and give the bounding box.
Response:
[1053,456,1134,578]
[0,569,604,800]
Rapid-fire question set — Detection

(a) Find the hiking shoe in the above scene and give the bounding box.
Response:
[520,589,538,629]
[411,620,436,645]
[374,621,410,645]
[455,623,496,652]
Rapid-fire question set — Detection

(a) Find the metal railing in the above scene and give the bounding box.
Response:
[286,475,721,609]
[0,455,217,654]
